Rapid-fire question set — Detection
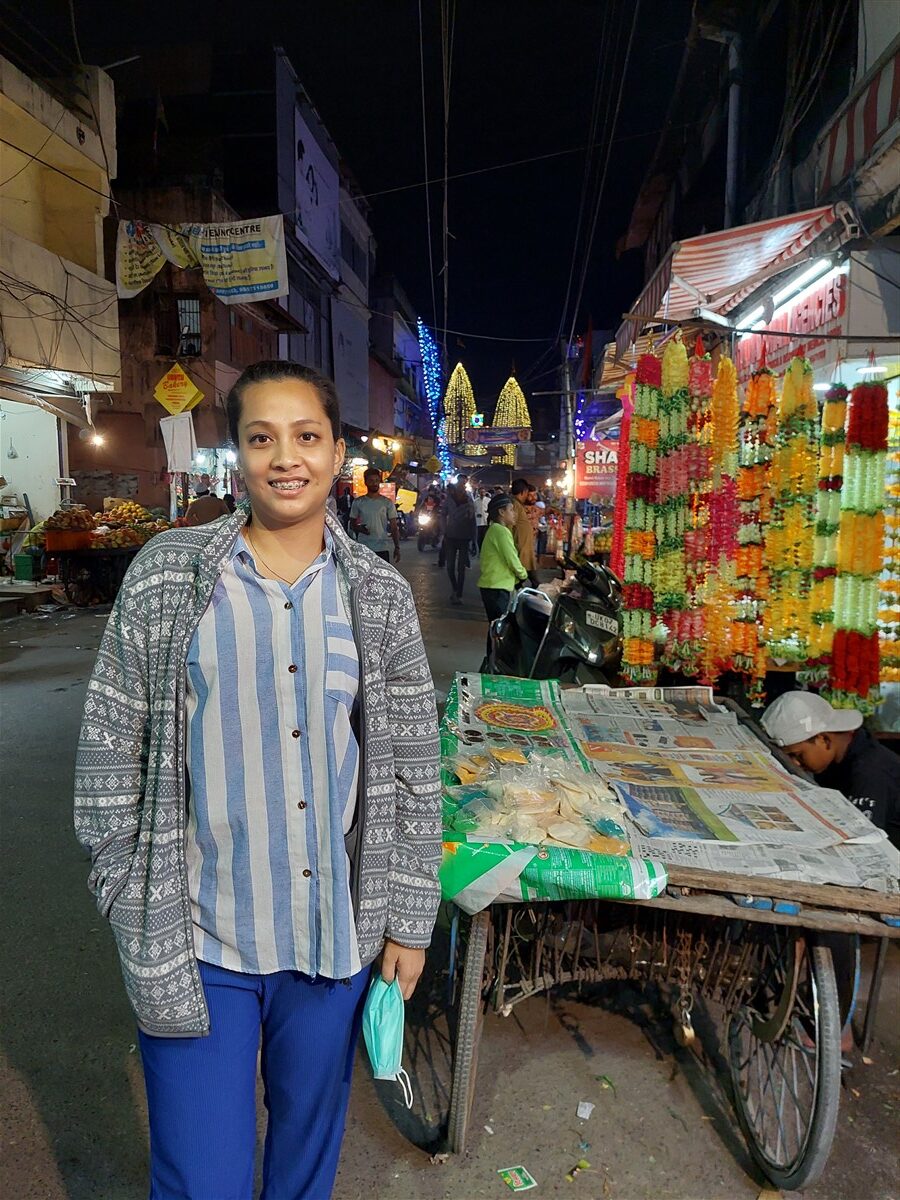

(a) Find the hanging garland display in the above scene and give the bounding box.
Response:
[763,356,818,662]
[701,354,740,683]
[800,382,848,685]
[621,353,661,682]
[663,338,712,676]
[609,376,633,580]
[651,335,693,673]
[827,380,889,711]
[880,403,900,684]
[733,360,777,696]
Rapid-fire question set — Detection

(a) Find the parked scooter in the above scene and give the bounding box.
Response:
[416,510,441,551]
[486,558,622,684]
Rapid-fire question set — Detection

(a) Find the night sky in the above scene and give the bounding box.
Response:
[42,0,692,427]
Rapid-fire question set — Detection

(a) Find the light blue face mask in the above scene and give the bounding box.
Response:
[362,976,414,1109]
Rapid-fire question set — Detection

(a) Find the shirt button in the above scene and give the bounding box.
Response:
[288,664,298,673]
[302,868,312,878]
[291,729,301,739]
[297,800,307,810]
[284,601,293,610]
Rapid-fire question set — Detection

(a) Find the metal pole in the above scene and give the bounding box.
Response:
[724,33,742,229]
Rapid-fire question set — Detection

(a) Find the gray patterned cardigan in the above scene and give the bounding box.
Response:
[74,509,441,1036]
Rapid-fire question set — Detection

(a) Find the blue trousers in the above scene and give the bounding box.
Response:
[138,960,370,1200]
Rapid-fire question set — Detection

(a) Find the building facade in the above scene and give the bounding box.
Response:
[0,52,120,520]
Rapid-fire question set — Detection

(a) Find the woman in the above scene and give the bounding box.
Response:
[74,361,442,1200]
[477,492,528,656]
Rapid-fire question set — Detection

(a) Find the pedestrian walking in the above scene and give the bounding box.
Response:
[349,467,401,562]
[511,477,539,587]
[443,476,476,604]
[478,493,527,657]
[474,487,490,549]
[74,360,441,1200]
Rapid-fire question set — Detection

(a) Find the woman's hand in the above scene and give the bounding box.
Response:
[380,941,426,1000]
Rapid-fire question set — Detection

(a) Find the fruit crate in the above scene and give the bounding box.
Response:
[45,530,94,551]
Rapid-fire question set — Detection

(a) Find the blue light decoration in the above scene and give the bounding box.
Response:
[416,317,453,477]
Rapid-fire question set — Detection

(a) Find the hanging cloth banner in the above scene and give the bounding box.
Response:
[116,216,288,304]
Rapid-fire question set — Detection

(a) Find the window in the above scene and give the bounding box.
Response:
[155,294,202,357]
[340,222,367,283]
[176,297,201,356]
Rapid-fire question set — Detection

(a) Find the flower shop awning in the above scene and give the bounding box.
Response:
[615,203,858,362]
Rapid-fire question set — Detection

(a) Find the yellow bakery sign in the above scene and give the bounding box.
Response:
[153,363,204,415]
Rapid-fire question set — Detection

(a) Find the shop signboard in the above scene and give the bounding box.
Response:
[153,363,204,415]
[463,426,531,445]
[575,436,619,501]
[294,108,340,279]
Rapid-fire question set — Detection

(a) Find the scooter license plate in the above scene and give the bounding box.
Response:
[585,610,618,634]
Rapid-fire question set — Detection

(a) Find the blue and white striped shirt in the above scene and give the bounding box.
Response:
[184,529,361,979]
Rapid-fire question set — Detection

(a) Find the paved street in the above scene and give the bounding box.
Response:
[1,547,898,1200]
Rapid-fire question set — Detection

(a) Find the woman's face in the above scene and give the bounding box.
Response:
[498,504,516,528]
[237,378,345,529]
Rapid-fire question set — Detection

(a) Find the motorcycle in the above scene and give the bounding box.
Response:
[416,510,441,551]
[486,558,623,684]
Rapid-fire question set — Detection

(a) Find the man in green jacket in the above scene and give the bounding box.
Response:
[477,493,528,656]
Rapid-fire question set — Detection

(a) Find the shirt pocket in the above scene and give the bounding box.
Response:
[324,615,360,708]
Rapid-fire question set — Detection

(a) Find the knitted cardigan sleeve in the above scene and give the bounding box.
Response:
[73,571,150,916]
[381,578,442,946]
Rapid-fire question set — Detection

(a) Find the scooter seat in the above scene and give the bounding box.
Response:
[513,589,552,640]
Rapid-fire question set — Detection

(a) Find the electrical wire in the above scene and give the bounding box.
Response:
[417,0,439,329]
[556,0,616,344]
[565,0,641,350]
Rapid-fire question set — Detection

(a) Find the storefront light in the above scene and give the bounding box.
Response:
[391,440,401,451]
[350,456,368,466]
[771,257,832,308]
[360,435,369,443]
[223,449,237,464]
[91,432,105,447]
[371,436,385,452]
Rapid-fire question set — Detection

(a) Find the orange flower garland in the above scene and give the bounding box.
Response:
[763,356,818,661]
[621,353,661,681]
[701,355,740,682]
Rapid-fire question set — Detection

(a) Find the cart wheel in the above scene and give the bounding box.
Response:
[447,910,491,1155]
[728,931,841,1191]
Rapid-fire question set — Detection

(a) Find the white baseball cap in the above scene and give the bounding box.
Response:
[761,691,862,747]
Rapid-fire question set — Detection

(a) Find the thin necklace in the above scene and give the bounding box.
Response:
[244,527,310,586]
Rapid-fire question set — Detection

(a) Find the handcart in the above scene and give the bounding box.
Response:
[56,547,139,605]
[441,683,899,1191]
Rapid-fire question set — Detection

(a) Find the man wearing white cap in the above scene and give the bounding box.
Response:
[761,692,899,847]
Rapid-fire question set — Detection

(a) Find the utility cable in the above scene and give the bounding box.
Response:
[417,0,439,329]
[566,0,641,350]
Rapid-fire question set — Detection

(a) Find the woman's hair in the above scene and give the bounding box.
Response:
[226,361,341,445]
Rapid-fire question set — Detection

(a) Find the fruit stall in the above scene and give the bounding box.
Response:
[42,502,170,605]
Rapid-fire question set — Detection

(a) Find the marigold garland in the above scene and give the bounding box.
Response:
[763,356,818,662]
[701,355,740,682]
[826,380,889,711]
[621,353,661,681]
[733,364,777,695]
[800,383,848,684]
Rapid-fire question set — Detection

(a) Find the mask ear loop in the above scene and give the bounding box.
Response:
[396,1067,414,1110]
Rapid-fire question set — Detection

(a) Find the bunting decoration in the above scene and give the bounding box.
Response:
[701,354,740,682]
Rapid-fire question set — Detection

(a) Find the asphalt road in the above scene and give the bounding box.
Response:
[1,547,897,1199]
